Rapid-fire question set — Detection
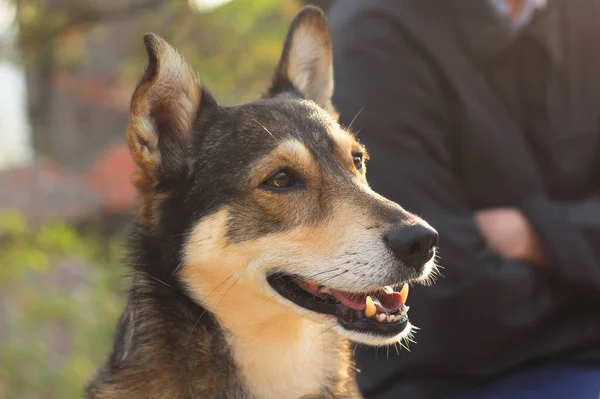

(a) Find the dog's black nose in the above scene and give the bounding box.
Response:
[384,223,439,269]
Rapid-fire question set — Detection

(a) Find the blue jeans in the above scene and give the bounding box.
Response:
[453,364,600,399]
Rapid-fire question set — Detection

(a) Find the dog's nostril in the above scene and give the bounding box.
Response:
[408,242,422,257]
[384,223,439,269]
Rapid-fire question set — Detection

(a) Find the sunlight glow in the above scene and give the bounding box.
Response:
[189,0,233,13]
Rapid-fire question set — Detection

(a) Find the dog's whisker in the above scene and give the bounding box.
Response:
[204,275,234,300]
[185,236,212,245]
[399,341,411,352]
[317,270,350,285]
[252,118,279,142]
[352,219,368,228]
[305,331,317,362]
[187,274,236,342]
[269,267,346,305]
[313,324,337,340]
[186,310,206,343]
[172,262,183,276]
[394,342,401,356]
[262,293,278,305]
[337,339,345,351]
[216,278,240,306]
[304,267,341,279]
[144,273,180,292]
[346,106,364,131]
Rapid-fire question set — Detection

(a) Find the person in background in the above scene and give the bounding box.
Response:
[329,0,600,398]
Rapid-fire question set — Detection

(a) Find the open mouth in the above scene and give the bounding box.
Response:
[266,272,410,337]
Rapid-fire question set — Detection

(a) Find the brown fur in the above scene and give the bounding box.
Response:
[88,6,436,399]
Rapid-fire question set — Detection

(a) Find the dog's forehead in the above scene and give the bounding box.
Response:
[252,99,334,139]
[210,98,348,155]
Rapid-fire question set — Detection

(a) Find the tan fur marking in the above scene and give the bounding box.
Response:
[328,128,369,181]
[330,128,353,162]
[181,210,346,398]
[249,138,318,187]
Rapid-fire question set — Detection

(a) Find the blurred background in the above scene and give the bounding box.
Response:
[0,0,330,397]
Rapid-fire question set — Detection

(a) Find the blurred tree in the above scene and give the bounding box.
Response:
[2,4,306,397]
[12,0,170,163]
[130,0,301,104]
[0,210,126,398]
[10,0,300,171]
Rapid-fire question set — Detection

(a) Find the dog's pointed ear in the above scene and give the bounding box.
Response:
[267,6,337,119]
[128,33,210,185]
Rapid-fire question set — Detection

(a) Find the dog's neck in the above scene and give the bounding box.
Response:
[183,269,353,398]
[226,303,344,398]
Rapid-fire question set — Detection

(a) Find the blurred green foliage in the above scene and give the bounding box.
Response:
[137,0,301,103]
[2,1,304,397]
[0,211,127,398]
[11,0,302,105]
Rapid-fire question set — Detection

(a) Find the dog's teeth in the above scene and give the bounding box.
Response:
[386,314,395,323]
[399,284,409,304]
[402,305,410,313]
[376,313,387,322]
[393,315,402,322]
[365,296,376,318]
[319,287,332,294]
[383,286,394,294]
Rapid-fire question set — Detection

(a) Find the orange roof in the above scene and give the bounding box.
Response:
[84,144,137,212]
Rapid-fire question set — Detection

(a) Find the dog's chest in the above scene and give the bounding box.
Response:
[229,322,339,398]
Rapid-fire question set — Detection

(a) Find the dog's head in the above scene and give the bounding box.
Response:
[128,7,438,346]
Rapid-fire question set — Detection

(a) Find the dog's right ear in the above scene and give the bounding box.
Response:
[267,6,337,119]
[128,34,208,187]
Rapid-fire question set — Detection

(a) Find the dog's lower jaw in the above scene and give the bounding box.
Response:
[334,321,415,347]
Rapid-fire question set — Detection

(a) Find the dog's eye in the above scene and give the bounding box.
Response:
[353,153,364,171]
[262,169,301,191]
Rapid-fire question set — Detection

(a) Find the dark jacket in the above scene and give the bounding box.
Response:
[329,0,600,398]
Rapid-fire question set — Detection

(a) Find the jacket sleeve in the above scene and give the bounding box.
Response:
[518,95,600,294]
[515,0,600,296]
[521,199,600,296]
[331,10,569,368]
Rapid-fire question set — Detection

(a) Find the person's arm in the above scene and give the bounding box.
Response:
[331,9,568,375]
[520,193,600,296]
[473,108,600,294]
[511,0,600,296]
[474,207,551,267]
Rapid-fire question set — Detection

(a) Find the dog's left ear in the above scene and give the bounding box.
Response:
[128,34,206,186]
[267,6,337,119]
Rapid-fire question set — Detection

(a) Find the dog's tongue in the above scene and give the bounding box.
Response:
[332,290,404,313]
[332,291,367,311]
[295,277,407,313]
[376,291,404,312]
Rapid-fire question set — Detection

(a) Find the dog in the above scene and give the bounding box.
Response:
[86,6,438,399]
